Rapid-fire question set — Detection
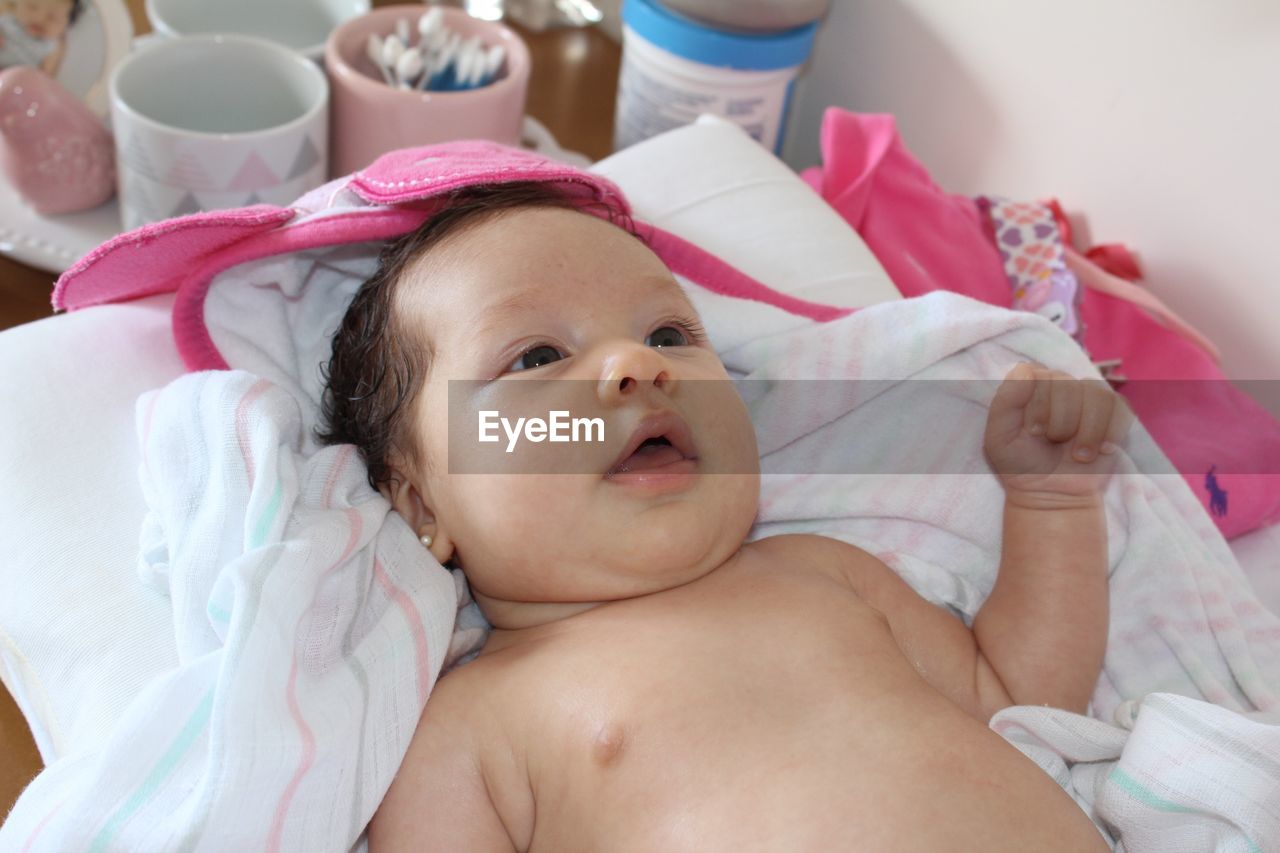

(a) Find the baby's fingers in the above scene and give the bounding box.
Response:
[987,362,1037,440]
[1069,380,1115,461]
[1104,393,1135,453]
[1023,367,1053,435]
[1045,371,1083,443]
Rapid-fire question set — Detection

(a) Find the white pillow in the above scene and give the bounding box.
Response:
[594,115,899,311]
[0,118,900,762]
[0,295,182,760]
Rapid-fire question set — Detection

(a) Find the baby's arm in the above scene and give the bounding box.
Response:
[369,672,517,852]
[974,363,1130,713]
[829,364,1128,721]
[972,497,1106,713]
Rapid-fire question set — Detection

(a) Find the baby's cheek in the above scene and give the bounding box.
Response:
[452,473,575,551]
[447,473,593,598]
[705,397,761,524]
[704,393,759,475]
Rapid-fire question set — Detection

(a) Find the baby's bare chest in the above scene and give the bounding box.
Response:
[486,568,997,851]
[527,571,909,749]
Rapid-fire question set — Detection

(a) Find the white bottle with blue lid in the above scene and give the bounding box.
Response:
[614,0,820,154]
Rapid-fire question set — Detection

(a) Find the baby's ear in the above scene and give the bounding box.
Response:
[383,468,429,530]
[383,468,456,566]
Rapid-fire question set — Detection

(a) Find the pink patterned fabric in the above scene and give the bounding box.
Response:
[53,140,830,371]
[977,196,1084,344]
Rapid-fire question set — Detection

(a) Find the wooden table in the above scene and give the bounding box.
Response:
[0,0,619,818]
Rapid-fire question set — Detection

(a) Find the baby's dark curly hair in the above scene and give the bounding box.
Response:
[317,181,638,491]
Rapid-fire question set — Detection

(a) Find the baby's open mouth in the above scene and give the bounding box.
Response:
[616,436,683,471]
[606,411,698,478]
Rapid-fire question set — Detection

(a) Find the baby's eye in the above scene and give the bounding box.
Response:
[646,326,688,348]
[508,344,565,373]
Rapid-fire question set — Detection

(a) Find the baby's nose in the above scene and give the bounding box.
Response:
[596,343,676,406]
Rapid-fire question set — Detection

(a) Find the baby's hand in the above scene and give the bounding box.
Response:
[984,362,1132,507]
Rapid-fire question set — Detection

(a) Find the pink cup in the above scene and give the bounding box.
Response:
[325,5,531,177]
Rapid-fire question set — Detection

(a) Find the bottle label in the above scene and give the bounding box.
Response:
[613,41,793,153]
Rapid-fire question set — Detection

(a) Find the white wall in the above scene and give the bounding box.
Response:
[783,0,1280,400]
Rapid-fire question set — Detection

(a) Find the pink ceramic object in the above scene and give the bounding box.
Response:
[324,5,531,177]
[0,66,115,215]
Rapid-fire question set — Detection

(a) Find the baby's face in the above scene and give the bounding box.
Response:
[389,206,760,615]
[13,0,71,38]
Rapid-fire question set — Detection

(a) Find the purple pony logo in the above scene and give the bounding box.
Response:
[1205,465,1228,518]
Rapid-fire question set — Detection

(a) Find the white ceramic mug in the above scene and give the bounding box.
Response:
[144,0,370,60]
[109,34,329,231]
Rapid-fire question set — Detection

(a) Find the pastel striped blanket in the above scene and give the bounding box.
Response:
[1,371,467,851]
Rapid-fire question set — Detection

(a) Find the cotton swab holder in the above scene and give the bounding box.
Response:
[324,4,530,177]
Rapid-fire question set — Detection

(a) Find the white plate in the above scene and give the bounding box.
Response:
[0,181,120,273]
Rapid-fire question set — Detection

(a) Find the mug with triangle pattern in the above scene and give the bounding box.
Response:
[109,33,329,231]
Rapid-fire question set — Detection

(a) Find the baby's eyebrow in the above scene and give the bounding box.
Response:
[645,275,694,304]
[473,293,548,339]
[473,276,694,338]
[632,275,700,318]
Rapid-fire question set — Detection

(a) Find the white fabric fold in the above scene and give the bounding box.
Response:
[994,694,1280,852]
[2,371,460,851]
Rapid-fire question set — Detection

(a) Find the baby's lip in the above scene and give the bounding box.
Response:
[605,410,698,477]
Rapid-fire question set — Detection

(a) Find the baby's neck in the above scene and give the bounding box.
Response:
[474,592,605,633]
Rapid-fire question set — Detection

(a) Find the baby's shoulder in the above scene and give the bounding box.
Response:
[430,641,537,711]
[746,532,877,569]
[429,631,577,729]
[744,533,891,596]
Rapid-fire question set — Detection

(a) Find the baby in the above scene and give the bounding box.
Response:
[0,0,76,76]
[321,182,1128,851]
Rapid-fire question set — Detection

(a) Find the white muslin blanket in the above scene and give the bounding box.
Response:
[994,695,1280,851]
[2,370,467,851]
[5,260,1279,850]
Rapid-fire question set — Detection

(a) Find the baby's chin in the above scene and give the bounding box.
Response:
[454,471,759,609]
[474,519,749,606]
[603,507,755,590]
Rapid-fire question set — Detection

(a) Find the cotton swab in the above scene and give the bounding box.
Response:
[424,37,459,90]
[395,48,423,89]
[485,44,505,81]
[381,33,405,72]
[366,33,395,86]
[418,7,444,38]
[453,39,475,89]
[367,11,505,92]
